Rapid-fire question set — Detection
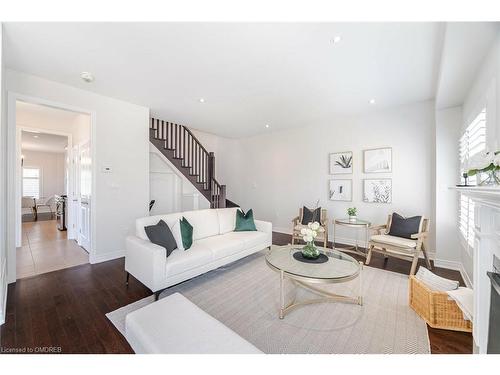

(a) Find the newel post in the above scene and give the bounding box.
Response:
[219,185,227,208]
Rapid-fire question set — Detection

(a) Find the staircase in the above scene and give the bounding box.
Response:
[149,118,237,209]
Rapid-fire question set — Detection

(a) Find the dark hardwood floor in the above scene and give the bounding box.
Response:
[0,232,472,354]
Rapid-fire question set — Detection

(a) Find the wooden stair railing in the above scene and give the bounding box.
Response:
[150,118,231,209]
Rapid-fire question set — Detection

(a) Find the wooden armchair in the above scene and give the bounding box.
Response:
[291,208,329,247]
[366,214,431,275]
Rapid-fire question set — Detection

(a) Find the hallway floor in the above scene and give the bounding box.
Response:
[17,220,89,279]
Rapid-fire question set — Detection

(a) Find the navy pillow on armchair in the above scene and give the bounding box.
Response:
[388,213,423,239]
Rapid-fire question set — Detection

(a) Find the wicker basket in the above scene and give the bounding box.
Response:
[409,276,472,332]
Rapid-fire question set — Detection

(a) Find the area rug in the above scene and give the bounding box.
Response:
[106,246,430,354]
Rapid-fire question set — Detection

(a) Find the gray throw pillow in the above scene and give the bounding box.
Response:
[388,212,423,239]
[301,206,321,225]
[144,219,177,257]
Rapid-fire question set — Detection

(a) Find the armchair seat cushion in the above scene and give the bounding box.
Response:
[370,234,417,249]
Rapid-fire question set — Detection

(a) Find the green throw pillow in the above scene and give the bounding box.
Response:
[235,209,257,231]
[179,217,193,250]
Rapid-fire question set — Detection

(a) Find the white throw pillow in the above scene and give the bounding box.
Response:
[168,219,185,252]
[415,267,459,292]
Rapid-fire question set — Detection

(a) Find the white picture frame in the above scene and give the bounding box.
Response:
[329,151,353,174]
[329,179,352,201]
[363,179,392,203]
[363,147,392,173]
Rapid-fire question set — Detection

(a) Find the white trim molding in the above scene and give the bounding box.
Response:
[451,186,500,353]
[89,249,124,264]
[0,256,7,325]
[433,258,473,288]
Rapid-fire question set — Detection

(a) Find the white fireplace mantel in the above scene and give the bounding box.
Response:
[451,186,500,353]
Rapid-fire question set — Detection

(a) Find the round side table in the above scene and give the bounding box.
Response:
[333,218,371,257]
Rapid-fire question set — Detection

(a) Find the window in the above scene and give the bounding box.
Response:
[459,193,475,250]
[458,108,486,252]
[459,108,487,184]
[22,167,41,199]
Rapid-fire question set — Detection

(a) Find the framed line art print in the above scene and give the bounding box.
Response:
[363,178,392,203]
[329,179,352,201]
[329,151,353,174]
[363,147,392,173]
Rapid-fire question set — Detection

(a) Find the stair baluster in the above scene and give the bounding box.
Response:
[149,117,229,208]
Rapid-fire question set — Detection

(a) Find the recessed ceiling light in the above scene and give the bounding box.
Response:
[332,36,342,44]
[33,135,39,138]
[80,71,95,83]
[199,98,205,103]
[265,124,270,128]
[369,98,376,104]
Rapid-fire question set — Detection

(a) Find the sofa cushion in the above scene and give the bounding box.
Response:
[169,219,184,251]
[136,213,183,241]
[370,234,417,249]
[165,244,213,278]
[182,209,220,241]
[217,207,239,234]
[196,234,245,259]
[222,231,269,249]
[144,220,177,257]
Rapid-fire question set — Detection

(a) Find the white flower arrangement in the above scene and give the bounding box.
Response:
[300,221,324,244]
[467,150,500,176]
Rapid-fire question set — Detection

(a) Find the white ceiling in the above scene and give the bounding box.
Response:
[5,22,444,138]
[21,130,68,153]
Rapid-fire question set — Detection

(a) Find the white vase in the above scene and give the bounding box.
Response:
[349,215,357,222]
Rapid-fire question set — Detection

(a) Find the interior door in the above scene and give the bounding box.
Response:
[77,141,91,251]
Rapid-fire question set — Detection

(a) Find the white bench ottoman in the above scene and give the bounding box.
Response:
[125,292,262,354]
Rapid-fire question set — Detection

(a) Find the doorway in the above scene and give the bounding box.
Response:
[15,101,92,279]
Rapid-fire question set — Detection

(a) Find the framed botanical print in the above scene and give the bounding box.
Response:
[329,179,352,201]
[363,179,392,203]
[363,147,392,173]
[329,151,353,174]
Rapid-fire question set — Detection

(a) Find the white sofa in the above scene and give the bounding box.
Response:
[125,207,272,296]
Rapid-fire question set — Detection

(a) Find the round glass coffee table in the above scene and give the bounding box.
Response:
[265,245,363,319]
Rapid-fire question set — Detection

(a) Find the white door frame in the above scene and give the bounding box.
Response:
[18,126,73,240]
[7,92,97,283]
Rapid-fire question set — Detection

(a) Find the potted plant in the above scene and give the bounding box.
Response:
[300,222,324,259]
[467,150,500,186]
[347,207,357,222]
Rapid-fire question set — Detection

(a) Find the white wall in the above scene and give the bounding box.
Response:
[434,106,462,269]
[463,34,500,151]
[16,103,91,146]
[149,145,210,216]
[0,24,8,324]
[21,150,66,198]
[6,70,150,274]
[189,128,241,203]
[459,33,500,283]
[235,101,436,251]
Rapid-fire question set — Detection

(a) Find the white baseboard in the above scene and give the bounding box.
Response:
[0,257,7,325]
[90,250,125,264]
[460,264,473,288]
[433,258,462,270]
